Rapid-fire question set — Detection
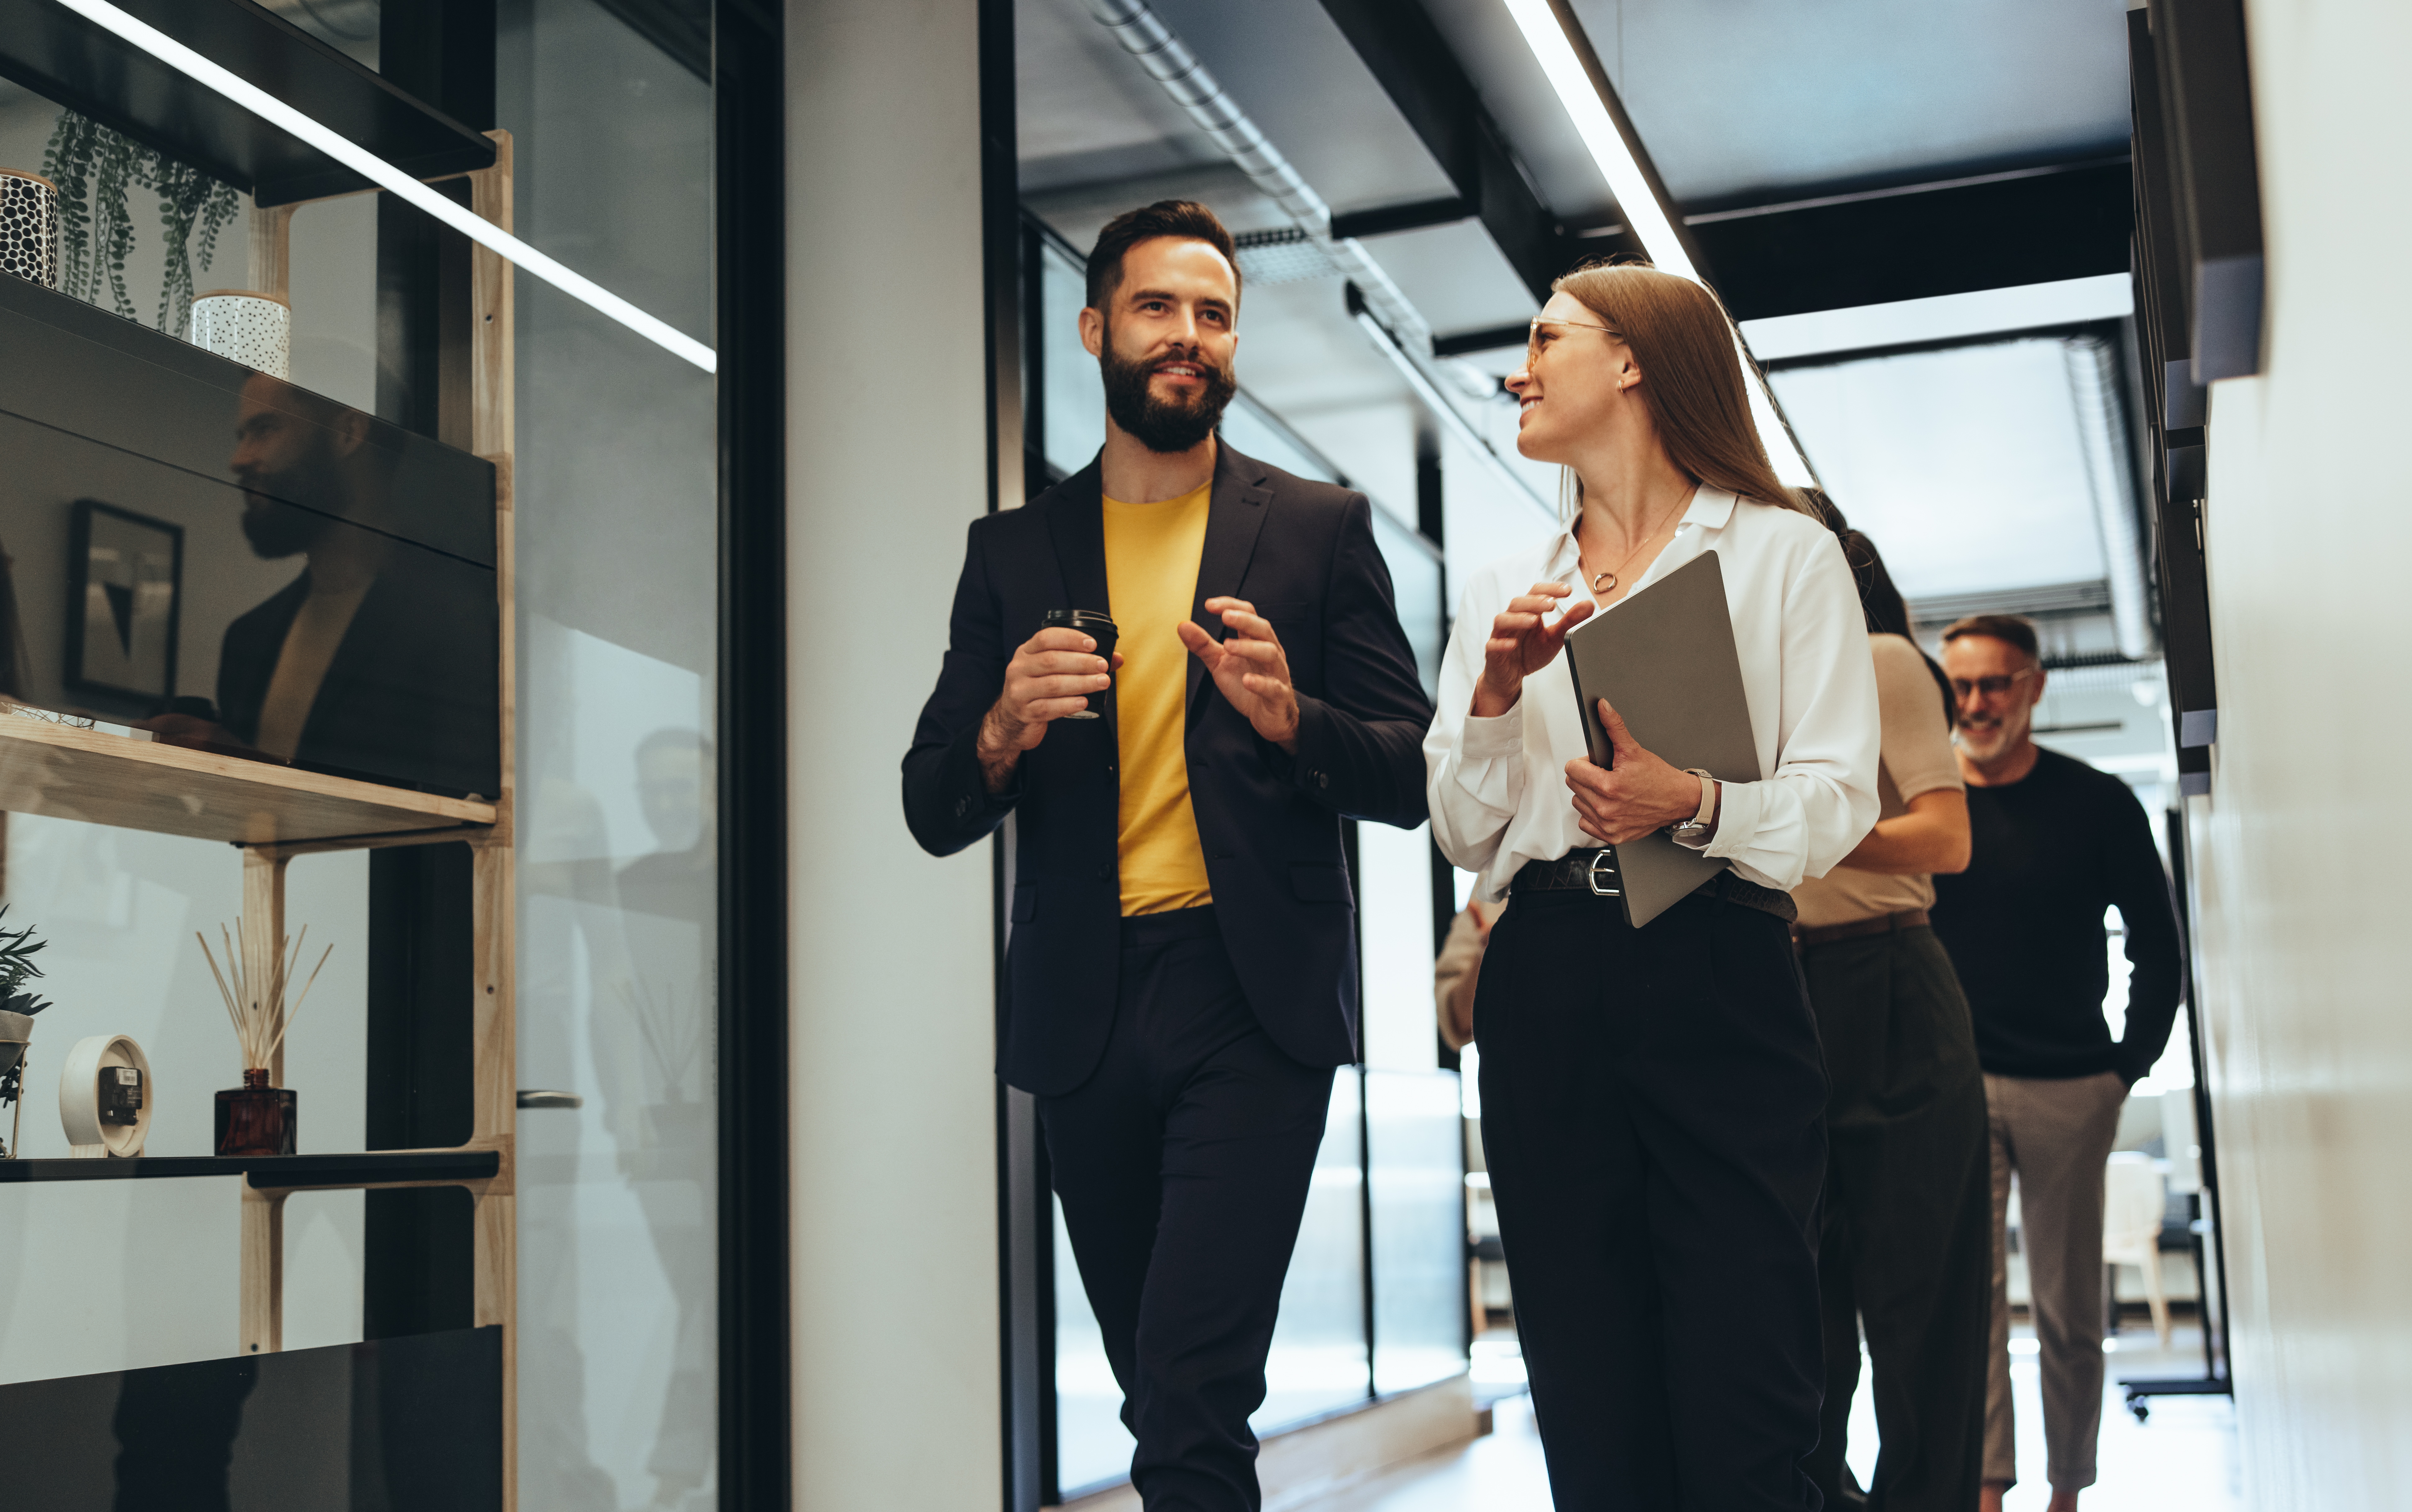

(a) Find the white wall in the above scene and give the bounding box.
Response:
[2187,2,2412,1506]
[786,0,1003,1505]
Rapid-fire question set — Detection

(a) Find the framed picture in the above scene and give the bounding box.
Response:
[65,500,184,710]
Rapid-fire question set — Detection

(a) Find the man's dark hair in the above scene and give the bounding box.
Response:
[1085,199,1241,310]
[1942,613,2041,664]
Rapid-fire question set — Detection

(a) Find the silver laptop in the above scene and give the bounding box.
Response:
[1561,550,1760,928]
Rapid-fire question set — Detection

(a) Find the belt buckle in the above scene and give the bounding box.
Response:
[1585,850,1621,898]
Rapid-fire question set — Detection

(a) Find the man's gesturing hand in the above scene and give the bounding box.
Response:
[1177,597,1301,752]
[976,627,1119,792]
[1473,582,1593,719]
[1564,698,1712,845]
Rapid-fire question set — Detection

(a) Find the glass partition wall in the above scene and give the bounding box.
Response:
[499,4,721,1507]
[0,3,773,1506]
[1019,219,1466,1499]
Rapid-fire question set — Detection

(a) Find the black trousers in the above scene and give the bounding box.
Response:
[1040,906,1335,1512]
[1800,924,1991,1510]
[1475,887,1828,1511]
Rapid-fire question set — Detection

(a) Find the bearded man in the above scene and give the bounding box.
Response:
[903,200,1432,1510]
[142,373,497,796]
[1928,614,2183,1512]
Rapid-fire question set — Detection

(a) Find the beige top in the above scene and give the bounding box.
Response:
[1433,901,1502,1052]
[1791,633,1963,929]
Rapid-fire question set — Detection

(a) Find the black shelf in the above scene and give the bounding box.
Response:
[0,1148,499,1189]
[0,0,495,206]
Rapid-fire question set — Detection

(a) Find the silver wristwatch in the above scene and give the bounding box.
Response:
[1670,769,1717,848]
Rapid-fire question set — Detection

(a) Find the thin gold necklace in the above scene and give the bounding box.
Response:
[1580,498,1687,594]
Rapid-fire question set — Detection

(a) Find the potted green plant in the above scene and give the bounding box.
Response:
[0,906,54,1159]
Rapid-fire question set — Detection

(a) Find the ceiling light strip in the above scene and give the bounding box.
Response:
[1500,0,1696,285]
[52,0,717,375]
[1500,0,1816,487]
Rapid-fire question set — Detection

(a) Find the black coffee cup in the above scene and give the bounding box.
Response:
[1043,609,1118,719]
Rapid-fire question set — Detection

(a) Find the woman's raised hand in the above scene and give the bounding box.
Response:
[1472,582,1595,718]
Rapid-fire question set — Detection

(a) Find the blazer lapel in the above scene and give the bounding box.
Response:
[1043,460,1110,621]
[1186,445,1275,709]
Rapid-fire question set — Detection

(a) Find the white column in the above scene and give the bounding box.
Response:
[787,0,1002,1504]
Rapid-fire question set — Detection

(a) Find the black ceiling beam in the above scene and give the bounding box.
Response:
[1687,162,2135,322]
[1432,322,1532,358]
[1317,0,1609,299]
[1330,196,1471,241]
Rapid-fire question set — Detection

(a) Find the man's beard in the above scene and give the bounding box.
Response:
[240,497,326,559]
[1100,333,1236,455]
[1956,709,2025,760]
[235,437,342,558]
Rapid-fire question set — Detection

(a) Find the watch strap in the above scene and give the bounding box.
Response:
[1685,769,1716,827]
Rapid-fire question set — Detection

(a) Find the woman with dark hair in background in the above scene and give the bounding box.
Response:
[1792,493,1992,1511]
[1425,263,1878,1510]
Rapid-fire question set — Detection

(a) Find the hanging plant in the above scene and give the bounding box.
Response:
[39,110,240,337]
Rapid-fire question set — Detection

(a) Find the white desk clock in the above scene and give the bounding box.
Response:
[60,1035,151,1158]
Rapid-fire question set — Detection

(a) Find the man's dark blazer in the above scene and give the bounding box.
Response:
[903,443,1435,1096]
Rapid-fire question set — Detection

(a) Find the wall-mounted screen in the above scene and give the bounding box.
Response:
[0,272,498,798]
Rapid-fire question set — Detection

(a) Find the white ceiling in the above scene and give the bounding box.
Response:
[1014,0,2146,625]
[1768,337,2116,602]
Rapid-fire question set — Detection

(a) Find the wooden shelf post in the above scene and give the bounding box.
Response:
[225,144,518,1502]
[468,127,519,1509]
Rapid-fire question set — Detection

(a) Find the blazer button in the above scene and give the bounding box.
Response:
[955,796,971,817]
[1316,772,1329,790]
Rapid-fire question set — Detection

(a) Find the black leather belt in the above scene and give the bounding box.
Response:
[1511,849,1797,924]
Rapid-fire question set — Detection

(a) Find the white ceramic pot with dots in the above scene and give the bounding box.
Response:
[0,168,61,289]
[189,289,291,379]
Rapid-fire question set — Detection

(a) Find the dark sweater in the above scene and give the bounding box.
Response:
[1930,747,2184,1083]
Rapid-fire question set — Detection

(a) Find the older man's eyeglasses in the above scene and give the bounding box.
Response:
[1949,668,2038,701]
[1525,317,1623,365]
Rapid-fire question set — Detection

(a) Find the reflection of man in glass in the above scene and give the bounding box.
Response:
[608,727,714,1507]
[151,374,498,794]
[616,728,713,924]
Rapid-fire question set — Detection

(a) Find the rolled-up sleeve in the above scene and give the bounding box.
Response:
[1700,533,1881,891]
[1425,571,1525,876]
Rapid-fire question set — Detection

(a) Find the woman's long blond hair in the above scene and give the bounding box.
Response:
[1550,260,1811,518]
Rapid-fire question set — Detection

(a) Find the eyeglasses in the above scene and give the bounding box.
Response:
[1525,317,1623,365]
[1949,668,2038,701]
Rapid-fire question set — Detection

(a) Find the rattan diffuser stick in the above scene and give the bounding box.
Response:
[198,919,333,1071]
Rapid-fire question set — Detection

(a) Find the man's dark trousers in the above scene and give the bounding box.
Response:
[1042,907,1332,1512]
[1800,923,1991,1510]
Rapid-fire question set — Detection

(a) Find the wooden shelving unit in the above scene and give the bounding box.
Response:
[0,8,523,1485]
[0,716,494,849]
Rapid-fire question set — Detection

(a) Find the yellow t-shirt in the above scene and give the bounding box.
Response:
[1103,482,1214,916]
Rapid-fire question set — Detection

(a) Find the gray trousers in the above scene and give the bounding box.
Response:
[1983,1070,2127,1491]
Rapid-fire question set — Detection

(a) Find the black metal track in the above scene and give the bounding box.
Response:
[0,0,495,205]
[2128,9,2218,774]
[1316,0,1605,299]
[715,0,793,1504]
[1694,162,2135,322]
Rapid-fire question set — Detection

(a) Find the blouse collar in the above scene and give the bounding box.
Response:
[1544,485,1741,580]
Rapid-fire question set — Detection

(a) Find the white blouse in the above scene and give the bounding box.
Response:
[1424,487,1880,902]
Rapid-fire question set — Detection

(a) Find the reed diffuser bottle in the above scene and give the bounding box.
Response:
[200,919,330,1158]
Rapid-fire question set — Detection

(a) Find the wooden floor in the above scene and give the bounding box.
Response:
[1290,1322,2243,1510]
